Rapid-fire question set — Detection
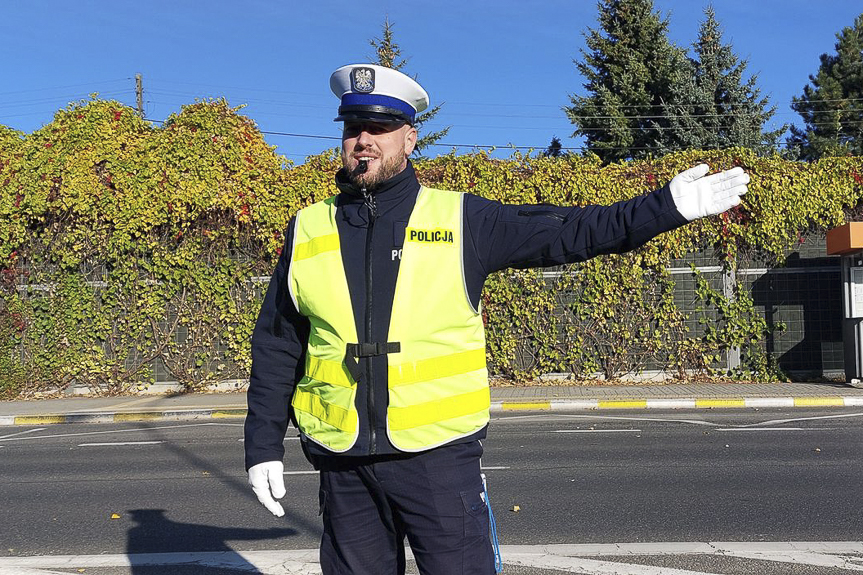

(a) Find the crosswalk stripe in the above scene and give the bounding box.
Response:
[3,542,863,574]
[0,568,74,575]
[505,554,711,574]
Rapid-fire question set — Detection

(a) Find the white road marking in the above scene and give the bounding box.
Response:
[504,554,710,574]
[553,429,642,433]
[0,568,74,575]
[503,413,720,427]
[714,542,863,572]
[0,422,237,443]
[494,413,563,421]
[745,411,863,427]
[237,436,301,441]
[280,466,512,476]
[2,543,863,574]
[504,542,717,555]
[77,441,163,446]
[481,466,511,470]
[0,427,46,440]
[716,427,811,432]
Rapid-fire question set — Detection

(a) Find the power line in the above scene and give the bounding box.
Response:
[146,77,322,98]
[260,130,341,141]
[146,76,863,108]
[0,79,130,97]
[252,129,800,152]
[130,115,839,152]
[4,89,853,150]
[6,77,862,131]
[567,110,853,121]
[144,88,826,121]
[568,96,863,109]
[0,90,134,110]
[142,93,830,123]
[146,90,332,111]
[141,78,863,119]
[2,104,851,156]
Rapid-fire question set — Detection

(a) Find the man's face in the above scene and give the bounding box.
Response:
[341,120,417,190]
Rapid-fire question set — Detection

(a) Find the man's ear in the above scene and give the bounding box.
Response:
[404,126,418,157]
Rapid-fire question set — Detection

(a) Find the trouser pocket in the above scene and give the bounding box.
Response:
[318,488,328,516]
[460,488,489,537]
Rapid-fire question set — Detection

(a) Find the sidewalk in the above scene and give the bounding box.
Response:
[3,381,863,426]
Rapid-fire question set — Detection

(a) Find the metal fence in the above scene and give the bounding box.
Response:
[532,233,844,380]
[670,234,842,378]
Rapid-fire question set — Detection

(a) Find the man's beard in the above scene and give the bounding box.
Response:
[344,154,405,191]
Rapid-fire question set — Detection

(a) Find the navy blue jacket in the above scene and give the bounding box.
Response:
[244,161,688,469]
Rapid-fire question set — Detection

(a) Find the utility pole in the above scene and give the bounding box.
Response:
[135,73,144,118]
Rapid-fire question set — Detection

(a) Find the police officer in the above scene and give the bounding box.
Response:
[244,64,749,575]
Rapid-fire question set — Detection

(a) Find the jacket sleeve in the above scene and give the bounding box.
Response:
[465,184,689,275]
[244,217,310,471]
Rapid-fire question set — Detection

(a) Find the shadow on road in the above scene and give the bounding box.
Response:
[138,421,321,536]
[127,508,295,574]
[120,421,319,573]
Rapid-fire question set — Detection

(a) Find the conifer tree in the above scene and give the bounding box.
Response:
[566,0,686,163]
[368,17,450,153]
[790,13,863,160]
[369,16,408,71]
[659,6,781,155]
[543,136,564,158]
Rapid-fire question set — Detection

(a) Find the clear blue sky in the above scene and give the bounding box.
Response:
[1,1,860,163]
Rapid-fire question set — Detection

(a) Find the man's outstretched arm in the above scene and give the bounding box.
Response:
[465,164,749,275]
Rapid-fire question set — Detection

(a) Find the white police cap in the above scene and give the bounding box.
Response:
[330,63,429,125]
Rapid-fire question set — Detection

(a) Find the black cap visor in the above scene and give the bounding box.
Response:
[334,104,413,125]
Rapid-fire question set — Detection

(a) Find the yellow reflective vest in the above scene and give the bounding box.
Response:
[288,187,489,452]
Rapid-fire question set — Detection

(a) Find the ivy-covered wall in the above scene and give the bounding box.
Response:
[2,99,862,397]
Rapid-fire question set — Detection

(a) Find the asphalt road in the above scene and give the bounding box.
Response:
[1,408,863,574]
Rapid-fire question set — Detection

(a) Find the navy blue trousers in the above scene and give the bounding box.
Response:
[317,440,495,575]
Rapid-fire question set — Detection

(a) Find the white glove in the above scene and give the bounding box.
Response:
[669,164,750,222]
[248,461,286,517]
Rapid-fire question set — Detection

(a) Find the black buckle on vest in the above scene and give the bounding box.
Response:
[344,342,401,383]
[346,342,401,357]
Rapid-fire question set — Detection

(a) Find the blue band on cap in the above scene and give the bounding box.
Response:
[341,93,415,120]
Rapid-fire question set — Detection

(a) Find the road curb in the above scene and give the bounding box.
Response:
[0,408,247,426]
[493,396,863,412]
[2,397,863,426]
